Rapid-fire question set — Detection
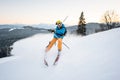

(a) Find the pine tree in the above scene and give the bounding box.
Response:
[77,12,86,35]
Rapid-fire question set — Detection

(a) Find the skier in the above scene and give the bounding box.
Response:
[44,20,66,66]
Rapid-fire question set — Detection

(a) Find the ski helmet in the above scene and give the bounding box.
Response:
[56,20,62,25]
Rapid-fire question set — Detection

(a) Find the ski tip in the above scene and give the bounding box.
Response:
[44,59,49,67]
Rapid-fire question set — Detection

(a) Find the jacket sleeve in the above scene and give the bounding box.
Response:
[56,28,65,35]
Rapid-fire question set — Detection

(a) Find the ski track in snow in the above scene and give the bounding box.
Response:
[0,28,120,80]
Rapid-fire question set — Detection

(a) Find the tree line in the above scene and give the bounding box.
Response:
[77,10,120,35]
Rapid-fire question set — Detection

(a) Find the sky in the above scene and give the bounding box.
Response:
[0,0,120,25]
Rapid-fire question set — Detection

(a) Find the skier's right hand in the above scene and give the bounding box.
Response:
[48,29,55,33]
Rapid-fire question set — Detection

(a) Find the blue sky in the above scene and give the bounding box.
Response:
[0,0,120,25]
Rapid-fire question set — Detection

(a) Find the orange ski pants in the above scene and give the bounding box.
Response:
[45,38,62,52]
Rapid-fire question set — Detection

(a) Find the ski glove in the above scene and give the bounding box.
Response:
[48,29,55,33]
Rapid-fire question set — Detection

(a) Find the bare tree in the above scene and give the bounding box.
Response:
[100,10,120,29]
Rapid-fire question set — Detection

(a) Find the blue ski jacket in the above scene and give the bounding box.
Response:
[54,24,66,39]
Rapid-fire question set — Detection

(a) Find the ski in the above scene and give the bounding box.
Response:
[44,59,48,66]
[53,54,60,65]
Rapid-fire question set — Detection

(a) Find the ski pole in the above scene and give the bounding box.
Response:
[62,16,70,49]
[63,42,70,49]
[63,16,68,23]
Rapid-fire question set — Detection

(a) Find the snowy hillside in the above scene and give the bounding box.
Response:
[0,28,120,80]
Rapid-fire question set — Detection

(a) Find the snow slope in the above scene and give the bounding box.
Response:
[0,28,120,80]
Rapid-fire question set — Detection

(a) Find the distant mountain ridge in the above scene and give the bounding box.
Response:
[0,24,23,29]
[0,24,55,29]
